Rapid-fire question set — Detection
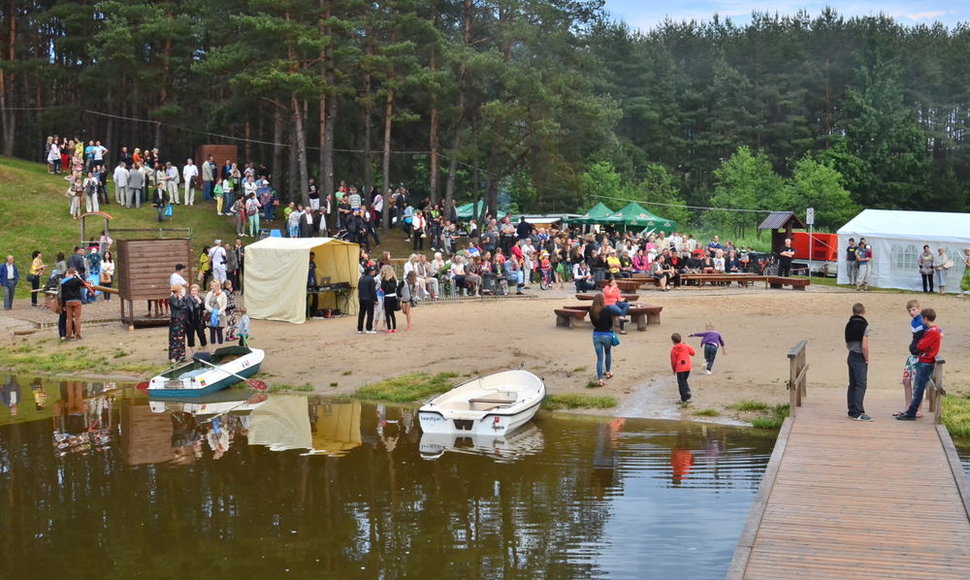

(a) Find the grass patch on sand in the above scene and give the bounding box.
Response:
[728,400,769,412]
[942,396,970,438]
[750,404,790,429]
[542,393,616,411]
[354,372,460,403]
[693,408,721,417]
[268,383,314,393]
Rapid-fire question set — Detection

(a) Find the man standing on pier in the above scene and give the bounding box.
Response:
[845,302,873,421]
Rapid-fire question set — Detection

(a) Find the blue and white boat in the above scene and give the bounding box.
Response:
[146,346,265,399]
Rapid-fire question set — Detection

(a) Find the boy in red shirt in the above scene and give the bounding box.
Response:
[670,333,696,403]
[896,308,942,420]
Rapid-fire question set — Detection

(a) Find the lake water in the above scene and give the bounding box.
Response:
[0,374,776,579]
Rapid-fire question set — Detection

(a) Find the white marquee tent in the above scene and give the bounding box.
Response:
[244,237,359,323]
[836,209,970,292]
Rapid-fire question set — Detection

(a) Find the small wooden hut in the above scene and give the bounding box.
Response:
[758,211,806,254]
[117,238,192,329]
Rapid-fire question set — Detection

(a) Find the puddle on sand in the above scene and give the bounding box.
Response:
[615,376,749,426]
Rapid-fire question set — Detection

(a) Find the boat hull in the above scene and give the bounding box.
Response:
[418,370,545,436]
[147,346,264,399]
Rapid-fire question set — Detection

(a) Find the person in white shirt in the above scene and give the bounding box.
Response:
[112,161,129,206]
[165,162,180,204]
[182,159,199,206]
[209,241,228,284]
[169,264,189,296]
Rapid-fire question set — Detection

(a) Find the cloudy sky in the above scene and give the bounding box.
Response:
[601,1,969,31]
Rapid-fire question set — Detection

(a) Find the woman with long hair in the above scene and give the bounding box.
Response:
[185,283,208,357]
[379,265,399,333]
[204,279,227,345]
[401,271,416,331]
[590,293,615,387]
[99,251,115,301]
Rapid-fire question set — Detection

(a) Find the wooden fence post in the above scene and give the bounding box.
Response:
[787,340,808,418]
[927,358,946,425]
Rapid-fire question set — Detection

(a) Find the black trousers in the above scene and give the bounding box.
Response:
[677,371,692,402]
[357,299,375,331]
[846,351,868,418]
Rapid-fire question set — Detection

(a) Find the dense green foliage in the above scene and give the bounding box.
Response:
[1,4,969,224]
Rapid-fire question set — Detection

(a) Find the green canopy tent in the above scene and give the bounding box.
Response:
[602,202,677,234]
[568,202,615,224]
[455,200,506,220]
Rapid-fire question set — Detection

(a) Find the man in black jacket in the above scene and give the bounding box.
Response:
[844,302,873,421]
[357,266,378,334]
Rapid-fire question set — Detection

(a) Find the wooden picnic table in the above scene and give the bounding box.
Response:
[575,293,639,302]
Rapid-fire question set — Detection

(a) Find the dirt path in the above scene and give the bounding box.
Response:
[2,284,967,424]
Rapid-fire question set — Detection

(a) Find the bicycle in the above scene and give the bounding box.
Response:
[539,267,552,290]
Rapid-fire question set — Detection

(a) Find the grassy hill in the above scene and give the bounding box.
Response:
[0,157,413,299]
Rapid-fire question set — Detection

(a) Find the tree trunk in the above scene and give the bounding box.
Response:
[381,90,393,229]
[246,120,254,163]
[362,70,373,189]
[292,92,310,204]
[444,0,473,209]
[319,0,337,200]
[272,109,284,190]
[428,14,440,203]
[0,0,16,156]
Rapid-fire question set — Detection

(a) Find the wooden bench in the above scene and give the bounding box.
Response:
[555,308,588,328]
[596,278,644,292]
[680,273,766,287]
[628,304,662,330]
[561,303,662,331]
[468,395,517,408]
[765,276,811,290]
[630,273,666,289]
[575,293,639,302]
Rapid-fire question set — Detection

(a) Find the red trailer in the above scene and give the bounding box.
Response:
[790,232,838,276]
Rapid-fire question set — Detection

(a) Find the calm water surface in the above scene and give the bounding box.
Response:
[0,374,775,579]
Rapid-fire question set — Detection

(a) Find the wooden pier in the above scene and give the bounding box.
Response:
[730,356,970,579]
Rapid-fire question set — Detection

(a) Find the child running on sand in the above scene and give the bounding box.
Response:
[689,322,727,375]
[670,333,695,403]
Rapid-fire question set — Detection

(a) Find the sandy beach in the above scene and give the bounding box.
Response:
[1,283,967,423]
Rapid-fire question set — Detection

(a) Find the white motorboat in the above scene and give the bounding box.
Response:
[419,423,545,462]
[418,370,545,436]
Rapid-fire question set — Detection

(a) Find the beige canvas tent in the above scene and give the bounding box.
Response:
[244,237,359,323]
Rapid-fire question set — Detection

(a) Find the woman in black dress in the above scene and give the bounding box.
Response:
[168,284,188,363]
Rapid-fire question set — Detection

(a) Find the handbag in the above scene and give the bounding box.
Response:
[610,331,620,346]
[942,258,954,270]
[164,204,173,217]
[99,271,111,284]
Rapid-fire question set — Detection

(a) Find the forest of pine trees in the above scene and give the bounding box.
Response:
[2,2,969,228]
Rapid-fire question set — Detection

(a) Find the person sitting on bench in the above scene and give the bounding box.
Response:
[573,261,596,292]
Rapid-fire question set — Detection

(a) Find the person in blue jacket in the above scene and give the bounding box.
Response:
[0,255,19,310]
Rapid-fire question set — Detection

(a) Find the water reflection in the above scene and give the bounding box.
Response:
[0,374,775,579]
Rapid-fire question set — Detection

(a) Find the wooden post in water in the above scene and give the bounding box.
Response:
[927,358,946,425]
[787,340,808,418]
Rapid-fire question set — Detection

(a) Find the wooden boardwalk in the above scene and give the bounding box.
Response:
[729,387,970,579]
